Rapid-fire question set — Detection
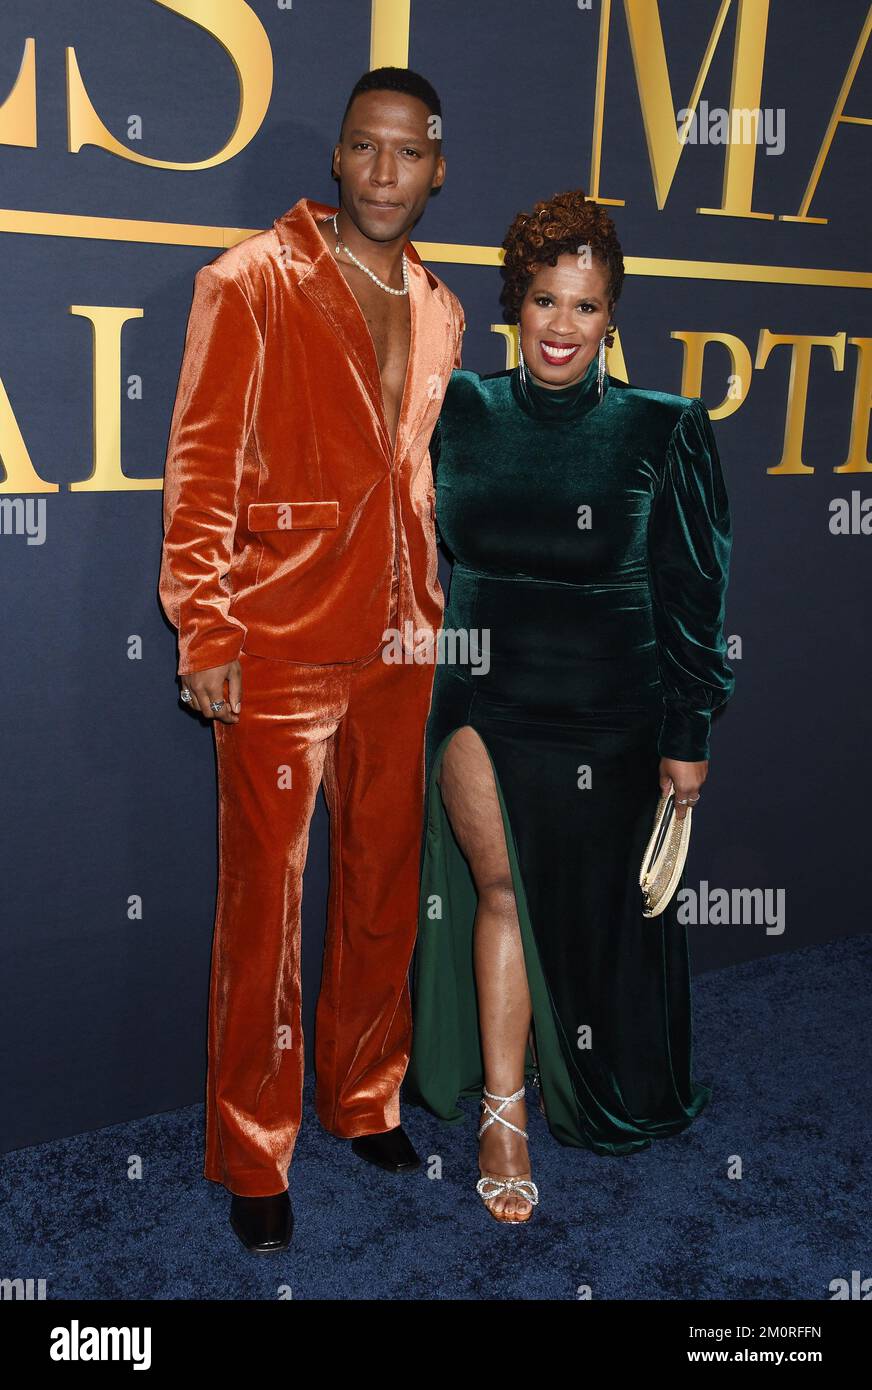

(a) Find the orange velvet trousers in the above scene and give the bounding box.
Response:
[203,643,436,1196]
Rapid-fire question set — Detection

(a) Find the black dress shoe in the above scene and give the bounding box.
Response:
[350,1125,421,1173]
[229,1190,293,1252]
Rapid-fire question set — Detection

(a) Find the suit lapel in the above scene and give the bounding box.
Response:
[396,248,455,461]
[274,198,454,467]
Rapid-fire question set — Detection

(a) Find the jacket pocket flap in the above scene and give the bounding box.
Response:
[247,500,339,531]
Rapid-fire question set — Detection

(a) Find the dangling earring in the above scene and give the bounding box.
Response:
[517,325,528,388]
[597,334,607,402]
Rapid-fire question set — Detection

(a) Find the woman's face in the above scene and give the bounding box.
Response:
[517,252,612,389]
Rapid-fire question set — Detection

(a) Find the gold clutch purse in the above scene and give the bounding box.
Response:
[639,789,693,917]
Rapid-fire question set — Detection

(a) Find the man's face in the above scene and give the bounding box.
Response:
[332,89,445,242]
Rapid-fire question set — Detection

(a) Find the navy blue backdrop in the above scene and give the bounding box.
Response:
[1,0,869,1154]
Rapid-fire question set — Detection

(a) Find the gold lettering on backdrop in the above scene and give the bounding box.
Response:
[695,0,773,220]
[598,0,868,226]
[491,326,518,366]
[597,0,776,217]
[835,339,872,474]
[0,37,36,147]
[607,0,734,210]
[370,0,411,69]
[756,331,847,475]
[588,0,616,204]
[67,0,272,169]
[0,377,58,493]
[68,307,162,492]
[0,0,865,489]
[671,333,753,419]
[782,7,872,225]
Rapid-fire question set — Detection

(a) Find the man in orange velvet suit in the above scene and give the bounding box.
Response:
[158,69,463,1252]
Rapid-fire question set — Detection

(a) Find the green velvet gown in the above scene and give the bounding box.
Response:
[405,354,735,1155]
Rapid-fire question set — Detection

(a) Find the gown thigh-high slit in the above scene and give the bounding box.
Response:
[405,356,735,1156]
[435,722,537,1074]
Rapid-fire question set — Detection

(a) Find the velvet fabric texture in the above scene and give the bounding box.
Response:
[158,198,464,1196]
[206,647,436,1195]
[159,197,464,675]
[406,357,735,1153]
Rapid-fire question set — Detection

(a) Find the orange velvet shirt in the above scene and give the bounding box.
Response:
[159,196,465,676]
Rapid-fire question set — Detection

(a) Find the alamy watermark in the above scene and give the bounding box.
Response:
[381,623,490,674]
[677,102,785,156]
[0,497,47,544]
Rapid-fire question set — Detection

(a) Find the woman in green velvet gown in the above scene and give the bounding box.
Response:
[405,190,735,1223]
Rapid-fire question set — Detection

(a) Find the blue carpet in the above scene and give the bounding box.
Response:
[1,935,869,1300]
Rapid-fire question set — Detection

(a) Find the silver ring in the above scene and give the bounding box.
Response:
[676,796,700,805]
[180,687,193,704]
[209,699,225,713]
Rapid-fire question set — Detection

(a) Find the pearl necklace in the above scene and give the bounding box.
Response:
[332,211,409,296]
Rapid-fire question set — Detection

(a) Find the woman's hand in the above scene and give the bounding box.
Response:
[659,758,707,821]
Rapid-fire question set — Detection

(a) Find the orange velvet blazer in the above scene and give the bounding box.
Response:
[158,196,465,676]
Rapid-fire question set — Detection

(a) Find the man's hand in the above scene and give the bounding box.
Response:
[659,757,707,821]
[179,661,242,724]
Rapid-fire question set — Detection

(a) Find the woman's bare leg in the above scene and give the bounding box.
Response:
[436,726,534,1220]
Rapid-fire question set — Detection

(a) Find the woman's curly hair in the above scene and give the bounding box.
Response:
[499,189,624,344]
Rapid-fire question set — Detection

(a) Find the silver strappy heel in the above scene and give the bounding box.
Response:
[476,1084,539,1222]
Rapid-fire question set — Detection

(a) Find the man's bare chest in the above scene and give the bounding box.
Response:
[336,266,411,447]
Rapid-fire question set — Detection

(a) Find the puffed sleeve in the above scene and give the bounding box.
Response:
[158,265,263,676]
[647,396,735,762]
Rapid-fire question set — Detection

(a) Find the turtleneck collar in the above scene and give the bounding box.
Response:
[510,348,609,422]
